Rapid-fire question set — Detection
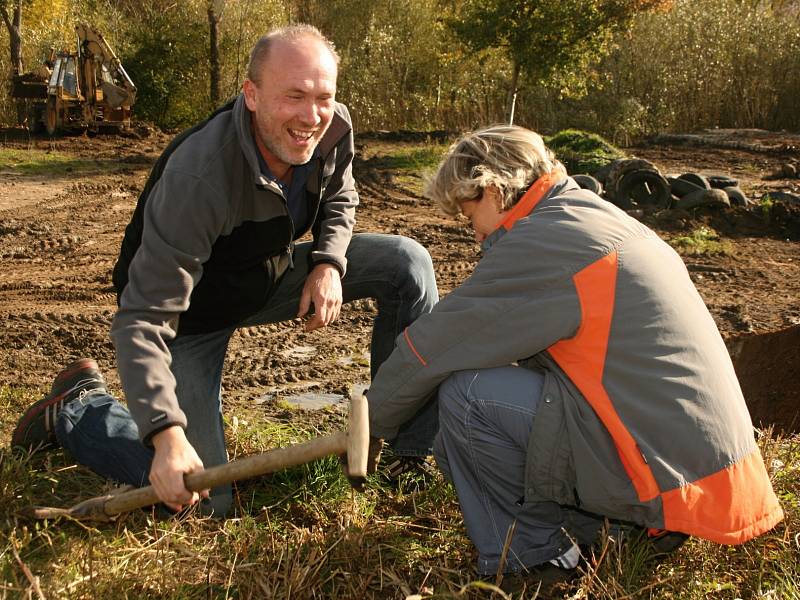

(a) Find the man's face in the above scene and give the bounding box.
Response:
[243,37,337,173]
[460,186,506,243]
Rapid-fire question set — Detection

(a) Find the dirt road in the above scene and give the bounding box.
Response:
[0,128,798,435]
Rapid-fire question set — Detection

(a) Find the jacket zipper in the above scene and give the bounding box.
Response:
[261,178,296,271]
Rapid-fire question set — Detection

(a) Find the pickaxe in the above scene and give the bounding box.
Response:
[21,393,370,522]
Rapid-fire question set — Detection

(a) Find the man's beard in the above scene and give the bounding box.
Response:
[263,134,317,166]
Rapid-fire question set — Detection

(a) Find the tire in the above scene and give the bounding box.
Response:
[723,186,749,207]
[707,174,738,190]
[572,174,603,196]
[669,176,705,198]
[675,188,730,210]
[608,158,655,210]
[678,172,710,190]
[45,96,60,136]
[618,170,671,209]
[593,159,624,187]
[780,163,797,178]
[606,159,670,209]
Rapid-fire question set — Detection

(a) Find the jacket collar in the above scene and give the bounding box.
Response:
[481,168,569,251]
[497,167,568,231]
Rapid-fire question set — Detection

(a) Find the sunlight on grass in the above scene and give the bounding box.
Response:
[0,148,98,175]
[2,394,797,598]
[671,226,734,256]
[362,142,449,197]
[0,384,37,437]
[545,129,627,175]
[376,146,448,172]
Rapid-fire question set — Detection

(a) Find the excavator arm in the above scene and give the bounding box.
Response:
[75,23,136,109]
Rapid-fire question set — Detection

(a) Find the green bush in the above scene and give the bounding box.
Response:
[584,0,800,135]
[671,226,733,256]
[546,129,626,174]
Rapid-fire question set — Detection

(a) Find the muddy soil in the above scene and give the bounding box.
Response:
[0,127,797,437]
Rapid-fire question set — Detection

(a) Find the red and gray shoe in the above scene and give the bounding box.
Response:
[11,358,107,451]
[381,454,438,491]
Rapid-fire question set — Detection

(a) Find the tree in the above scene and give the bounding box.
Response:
[123,2,208,128]
[0,0,23,75]
[1,0,24,125]
[451,0,672,123]
[208,0,226,107]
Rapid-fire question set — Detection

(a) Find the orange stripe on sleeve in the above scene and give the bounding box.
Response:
[548,252,661,502]
[404,328,427,366]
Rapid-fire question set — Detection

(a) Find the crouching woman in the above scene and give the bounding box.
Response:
[366,125,783,581]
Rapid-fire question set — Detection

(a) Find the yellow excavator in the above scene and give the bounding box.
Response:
[12,23,136,135]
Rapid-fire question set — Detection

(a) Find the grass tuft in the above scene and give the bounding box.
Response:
[545,129,627,175]
[374,146,449,173]
[359,142,450,197]
[671,226,733,256]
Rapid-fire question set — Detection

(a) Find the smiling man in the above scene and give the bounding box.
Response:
[12,25,439,515]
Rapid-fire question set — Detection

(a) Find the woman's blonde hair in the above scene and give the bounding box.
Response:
[425,125,562,216]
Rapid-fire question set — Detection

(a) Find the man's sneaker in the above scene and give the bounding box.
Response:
[11,358,106,451]
[381,455,438,490]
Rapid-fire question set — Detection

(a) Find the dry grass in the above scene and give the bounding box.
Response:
[1,383,798,599]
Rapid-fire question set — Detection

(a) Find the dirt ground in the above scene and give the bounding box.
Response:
[0,127,798,437]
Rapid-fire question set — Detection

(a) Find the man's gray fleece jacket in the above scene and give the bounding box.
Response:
[111,94,358,444]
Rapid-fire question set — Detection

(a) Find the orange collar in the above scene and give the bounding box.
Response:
[497,168,566,232]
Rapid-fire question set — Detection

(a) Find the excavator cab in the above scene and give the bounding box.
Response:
[49,55,79,98]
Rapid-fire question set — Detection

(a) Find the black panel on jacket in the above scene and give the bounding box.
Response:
[112,100,237,301]
[178,217,294,334]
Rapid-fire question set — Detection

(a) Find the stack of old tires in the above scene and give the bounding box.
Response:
[666,172,748,209]
[573,158,751,211]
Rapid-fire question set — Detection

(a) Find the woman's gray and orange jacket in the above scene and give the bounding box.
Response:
[368,172,783,544]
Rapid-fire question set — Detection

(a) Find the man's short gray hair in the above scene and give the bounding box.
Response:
[425,125,562,216]
[247,24,340,84]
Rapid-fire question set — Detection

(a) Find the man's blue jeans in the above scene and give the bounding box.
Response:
[55,233,440,515]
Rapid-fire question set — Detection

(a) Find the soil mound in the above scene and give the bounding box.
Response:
[729,324,800,433]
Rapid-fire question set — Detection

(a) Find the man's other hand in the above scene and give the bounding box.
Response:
[150,426,210,512]
[298,263,342,331]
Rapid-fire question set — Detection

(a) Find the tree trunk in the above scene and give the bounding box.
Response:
[506,60,520,126]
[1,0,23,75]
[2,0,25,125]
[208,4,221,107]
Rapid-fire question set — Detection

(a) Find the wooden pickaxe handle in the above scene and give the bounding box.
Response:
[106,430,350,516]
[23,393,370,521]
